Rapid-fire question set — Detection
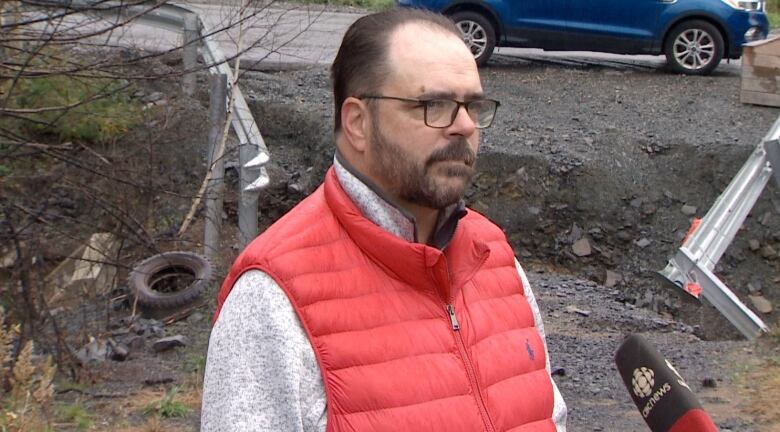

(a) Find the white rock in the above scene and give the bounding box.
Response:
[681,205,697,216]
[749,295,773,314]
[565,305,592,317]
[572,238,592,257]
[605,270,623,288]
[635,238,652,248]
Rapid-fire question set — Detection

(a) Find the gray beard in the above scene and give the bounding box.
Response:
[368,119,476,209]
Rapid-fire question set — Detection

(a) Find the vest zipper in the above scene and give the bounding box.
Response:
[446,304,460,330]
[446,304,496,432]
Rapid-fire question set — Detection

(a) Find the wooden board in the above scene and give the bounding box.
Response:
[742,54,780,70]
[741,90,780,107]
[741,76,780,93]
[741,37,780,107]
[743,36,780,55]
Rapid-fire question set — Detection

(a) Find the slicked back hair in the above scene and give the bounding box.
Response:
[330,8,461,133]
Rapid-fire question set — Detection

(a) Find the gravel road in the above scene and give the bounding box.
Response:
[236,56,780,430]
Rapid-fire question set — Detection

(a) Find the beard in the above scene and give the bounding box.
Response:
[368,116,477,209]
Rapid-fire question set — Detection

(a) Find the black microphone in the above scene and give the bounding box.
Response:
[614,334,718,432]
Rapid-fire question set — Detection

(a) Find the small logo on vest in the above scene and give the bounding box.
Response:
[525,338,535,361]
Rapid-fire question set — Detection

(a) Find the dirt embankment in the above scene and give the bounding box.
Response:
[245,60,780,337]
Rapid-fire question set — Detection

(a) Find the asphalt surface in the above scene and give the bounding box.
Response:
[65,1,749,73]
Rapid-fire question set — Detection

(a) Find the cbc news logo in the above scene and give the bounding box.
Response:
[631,367,655,398]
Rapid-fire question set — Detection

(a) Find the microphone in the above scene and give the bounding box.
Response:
[614,334,719,432]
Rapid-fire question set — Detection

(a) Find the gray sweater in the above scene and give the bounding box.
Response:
[201,158,568,431]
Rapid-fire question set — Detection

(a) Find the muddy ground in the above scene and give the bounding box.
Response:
[9,50,780,430]
[243,57,780,335]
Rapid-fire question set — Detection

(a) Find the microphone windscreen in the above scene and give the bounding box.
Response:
[614,334,718,432]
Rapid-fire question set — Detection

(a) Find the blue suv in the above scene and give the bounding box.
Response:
[397,0,769,75]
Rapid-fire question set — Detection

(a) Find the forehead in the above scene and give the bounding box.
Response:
[384,22,482,97]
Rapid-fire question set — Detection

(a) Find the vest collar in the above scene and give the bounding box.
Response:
[324,166,489,301]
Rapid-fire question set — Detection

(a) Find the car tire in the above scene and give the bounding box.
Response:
[451,11,496,67]
[128,251,213,310]
[664,20,724,76]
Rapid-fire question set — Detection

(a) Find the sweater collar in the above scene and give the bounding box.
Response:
[333,151,466,249]
[324,163,489,301]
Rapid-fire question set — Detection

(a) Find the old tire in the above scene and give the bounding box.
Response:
[664,20,724,76]
[128,251,212,310]
[451,11,496,67]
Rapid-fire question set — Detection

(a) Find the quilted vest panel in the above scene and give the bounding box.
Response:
[215,168,555,432]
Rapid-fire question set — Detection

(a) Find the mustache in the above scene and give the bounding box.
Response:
[426,138,476,167]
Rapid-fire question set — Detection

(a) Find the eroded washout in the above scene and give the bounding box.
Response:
[246,86,780,341]
[11,52,777,430]
[235,70,780,428]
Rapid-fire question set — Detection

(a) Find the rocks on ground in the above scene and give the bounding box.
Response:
[76,317,189,365]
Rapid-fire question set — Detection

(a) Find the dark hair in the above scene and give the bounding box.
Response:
[330,8,460,132]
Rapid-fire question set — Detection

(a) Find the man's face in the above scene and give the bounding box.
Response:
[363,23,483,210]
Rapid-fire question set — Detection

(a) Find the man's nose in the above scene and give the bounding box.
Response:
[447,105,477,137]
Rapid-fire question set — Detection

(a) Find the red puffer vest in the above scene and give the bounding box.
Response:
[214,167,555,432]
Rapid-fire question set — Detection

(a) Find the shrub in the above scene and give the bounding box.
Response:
[5,75,141,144]
[142,386,191,419]
[55,402,94,432]
[302,0,394,11]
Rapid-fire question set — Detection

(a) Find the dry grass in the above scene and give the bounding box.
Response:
[0,307,57,432]
[112,416,191,432]
[736,359,780,429]
[733,326,780,431]
[79,383,202,431]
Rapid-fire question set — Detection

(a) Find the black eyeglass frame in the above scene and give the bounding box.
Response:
[358,95,501,129]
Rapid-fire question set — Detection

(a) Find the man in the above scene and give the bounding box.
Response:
[202,8,566,432]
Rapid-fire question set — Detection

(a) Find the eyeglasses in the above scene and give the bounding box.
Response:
[358,95,500,129]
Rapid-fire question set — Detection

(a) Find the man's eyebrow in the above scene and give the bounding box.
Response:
[417,91,485,100]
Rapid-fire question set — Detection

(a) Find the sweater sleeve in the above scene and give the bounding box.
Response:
[515,259,568,432]
[201,270,327,432]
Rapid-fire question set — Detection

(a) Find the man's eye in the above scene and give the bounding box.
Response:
[425,100,454,116]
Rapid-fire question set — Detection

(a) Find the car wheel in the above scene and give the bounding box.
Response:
[664,20,724,76]
[128,251,213,310]
[451,11,496,67]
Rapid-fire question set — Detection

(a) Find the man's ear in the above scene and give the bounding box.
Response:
[340,97,371,153]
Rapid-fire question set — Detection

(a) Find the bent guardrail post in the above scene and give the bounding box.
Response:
[659,115,780,339]
[182,12,199,96]
[34,0,271,246]
[199,35,270,246]
[205,73,228,261]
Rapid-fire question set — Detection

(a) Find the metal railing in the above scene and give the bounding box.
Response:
[32,0,270,246]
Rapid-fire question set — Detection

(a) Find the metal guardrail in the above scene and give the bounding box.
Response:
[32,0,271,244]
[659,115,780,339]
